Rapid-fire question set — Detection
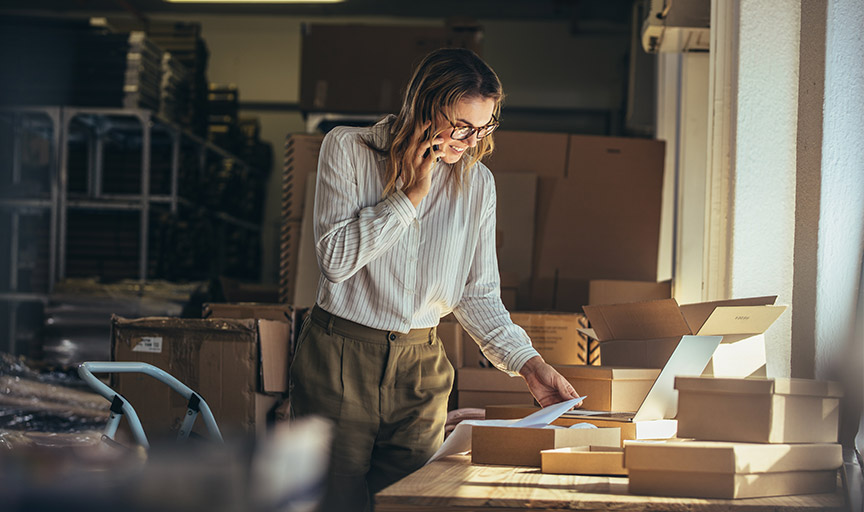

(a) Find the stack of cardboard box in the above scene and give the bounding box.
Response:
[625,376,843,499]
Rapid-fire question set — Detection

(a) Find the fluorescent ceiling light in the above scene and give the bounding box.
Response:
[164,0,344,3]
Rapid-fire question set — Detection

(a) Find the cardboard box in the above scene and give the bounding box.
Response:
[457,368,533,408]
[484,131,668,309]
[551,365,660,412]
[280,134,323,303]
[202,302,303,363]
[485,405,677,443]
[588,279,671,305]
[300,24,482,113]
[509,312,589,365]
[472,425,620,466]
[582,296,785,374]
[625,440,842,499]
[202,302,294,322]
[437,319,465,370]
[675,376,843,443]
[541,446,626,476]
[111,315,290,440]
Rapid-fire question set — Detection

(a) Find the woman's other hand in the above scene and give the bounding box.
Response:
[518,356,582,408]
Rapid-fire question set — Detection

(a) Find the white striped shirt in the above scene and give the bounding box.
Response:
[312,118,540,375]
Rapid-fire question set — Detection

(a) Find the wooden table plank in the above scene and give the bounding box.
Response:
[375,455,846,512]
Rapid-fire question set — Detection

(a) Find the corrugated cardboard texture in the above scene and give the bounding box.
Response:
[112,316,260,440]
[472,425,621,466]
[510,312,588,365]
[300,24,482,113]
[675,377,842,443]
[541,446,626,475]
[553,365,660,411]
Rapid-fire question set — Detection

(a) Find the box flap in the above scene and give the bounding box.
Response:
[583,299,690,341]
[624,440,842,473]
[696,305,787,336]
[203,302,294,322]
[679,296,777,333]
[675,376,843,398]
[258,319,291,393]
[577,327,597,340]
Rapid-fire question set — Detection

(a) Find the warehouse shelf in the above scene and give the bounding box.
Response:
[0,105,265,355]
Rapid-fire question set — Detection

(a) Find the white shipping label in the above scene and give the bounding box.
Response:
[133,336,163,353]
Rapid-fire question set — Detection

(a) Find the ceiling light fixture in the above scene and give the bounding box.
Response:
[164,0,344,3]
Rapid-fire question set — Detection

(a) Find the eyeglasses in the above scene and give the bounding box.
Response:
[447,113,499,141]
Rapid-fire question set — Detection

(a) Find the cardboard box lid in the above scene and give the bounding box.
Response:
[582,299,691,341]
[675,376,844,398]
[583,296,786,341]
[695,305,787,336]
[457,368,530,393]
[202,302,294,322]
[624,441,842,474]
[552,365,660,381]
[678,295,777,333]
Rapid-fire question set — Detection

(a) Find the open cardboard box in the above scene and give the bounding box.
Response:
[541,446,626,476]
[675,376,843,443]
[582,295,786,375]
[472,425,620,467]
[625,440,842,499]
[112,315,291,440]
[484,405,676,443]
[551,365,660,412]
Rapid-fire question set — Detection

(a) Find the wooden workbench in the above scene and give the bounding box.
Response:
[375,455,846,512]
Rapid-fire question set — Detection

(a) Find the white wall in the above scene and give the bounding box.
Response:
[729,0,801,377]
[817,0,864,381]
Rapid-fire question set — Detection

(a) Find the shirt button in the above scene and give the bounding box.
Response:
[389,333,397,341]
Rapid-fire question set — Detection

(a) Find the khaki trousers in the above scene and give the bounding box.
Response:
[289,305,454,512]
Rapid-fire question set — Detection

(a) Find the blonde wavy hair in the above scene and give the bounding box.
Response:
[364,48,504,197]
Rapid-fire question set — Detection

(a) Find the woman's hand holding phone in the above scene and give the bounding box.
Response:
[404,121,444,207]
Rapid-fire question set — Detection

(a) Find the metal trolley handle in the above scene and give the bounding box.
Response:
[78,361,224,449]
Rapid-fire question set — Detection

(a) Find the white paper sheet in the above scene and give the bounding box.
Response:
[426,396,586,464]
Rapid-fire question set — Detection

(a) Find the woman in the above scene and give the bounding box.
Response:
[289,48,580,512]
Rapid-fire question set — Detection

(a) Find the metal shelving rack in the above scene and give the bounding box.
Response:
[0,106,261,355]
